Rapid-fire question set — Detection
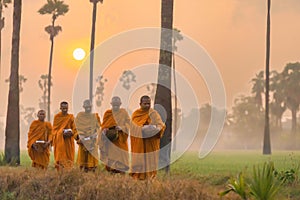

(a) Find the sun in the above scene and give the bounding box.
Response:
[73,48,86,61]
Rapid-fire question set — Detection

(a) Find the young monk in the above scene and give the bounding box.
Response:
[75,99,101,172]
[130,95,166,180]
[52,101,78,171]
[100,96,130,174]
[27,110,52,169]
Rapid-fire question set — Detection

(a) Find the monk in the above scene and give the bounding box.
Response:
[27,110,52,169]
[52,101,78,171]
[100,96,130,174]
[130,95,166,180]
[75,99,101,172]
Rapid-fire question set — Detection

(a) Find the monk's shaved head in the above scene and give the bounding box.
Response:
[140,95,150,103]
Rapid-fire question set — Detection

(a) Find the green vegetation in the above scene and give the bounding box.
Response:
[0,151,299,199]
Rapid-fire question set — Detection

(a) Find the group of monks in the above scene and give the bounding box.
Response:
[27,95,166,180]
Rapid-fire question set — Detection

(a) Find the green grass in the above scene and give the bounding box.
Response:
[172,150,299,174]
[18,149,300,174]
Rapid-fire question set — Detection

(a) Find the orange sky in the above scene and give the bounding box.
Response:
[1,0,300,118]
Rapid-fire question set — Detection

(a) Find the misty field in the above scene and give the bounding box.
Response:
[1,151,300,199]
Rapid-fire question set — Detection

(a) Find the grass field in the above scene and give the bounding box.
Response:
[1,150,300,199]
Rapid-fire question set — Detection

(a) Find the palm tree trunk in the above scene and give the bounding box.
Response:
[0,6,3,97]
[5,0,22,165]
[89,1,98,102]
[263,0,271,155]
[47,37,54,121]
[155,0,174,174]
[172,45,177,152]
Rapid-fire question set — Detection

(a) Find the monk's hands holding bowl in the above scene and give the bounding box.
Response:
[63,129,73,138]
[32,143,39,151]
[42,141,51,149]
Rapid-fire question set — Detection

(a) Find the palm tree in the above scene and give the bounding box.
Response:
[89,0,103,102]
[154,0,174,173]
[281,62,300,133]
[4,0,21,165]
[0,0,11,96]
[263,0,271,155]
[269,70,286,129]
[38,0,69,121]
[251,70,265,108]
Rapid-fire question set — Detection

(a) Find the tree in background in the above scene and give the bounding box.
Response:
[38,74,51,111]
[269,70,286,129]
[251,70,265,108]
[119,70,136,90]
[5,0,21,165]
[94,75,107,108]
[229,95,265,149]
[281,62,300,133]
[38,0,69,121]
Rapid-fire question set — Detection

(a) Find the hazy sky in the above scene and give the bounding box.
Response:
[1,0,300,119]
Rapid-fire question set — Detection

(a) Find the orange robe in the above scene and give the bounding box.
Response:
[130,108,166,180]
[52,112,78,170]
[75,112,100,169]
[27,120,52,169]
[100,108,130,172]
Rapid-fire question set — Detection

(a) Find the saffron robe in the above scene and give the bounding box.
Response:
[100,108,130,172]
[75,112,100,168]
[52,112,78,170]
[27,120,52,169]
[130,108,165,179]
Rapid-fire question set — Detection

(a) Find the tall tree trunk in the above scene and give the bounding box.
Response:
[263,0,271,155]
[5,0,22,165]
[0,5,3,99]
[47,37,54,121]
[89,1,98,102]
[155,0,174,173]
[172,42,177,152]
[291,109,297,133]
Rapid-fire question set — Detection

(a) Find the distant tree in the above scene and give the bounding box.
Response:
[20,106,35,126]
[5,0,21,165]
[281,62,300,133]
[269,70,286,129]
[0,0,11,88]
[251,70,265,108]
[38,74,51,111]
[94,75,107,108]
[230,95,264,136]
[263,0,271,155]
[119,70,136,90]
[38,0,69,121]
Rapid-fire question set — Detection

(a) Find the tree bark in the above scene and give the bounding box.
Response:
[5,0,22,165]
[89,1,98,102]
[155,0,174,173]
[263,0,271,155]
